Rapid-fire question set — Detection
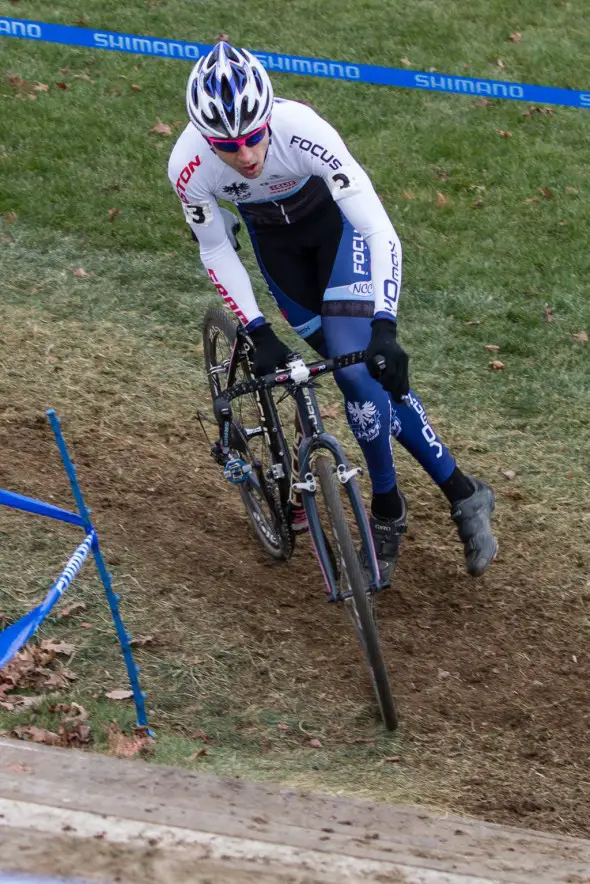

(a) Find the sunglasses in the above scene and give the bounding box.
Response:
[206,122,269,153]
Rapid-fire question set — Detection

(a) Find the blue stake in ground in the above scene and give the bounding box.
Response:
[0,409,153,737]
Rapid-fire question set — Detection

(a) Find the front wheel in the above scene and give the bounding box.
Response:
[314,454,398,730]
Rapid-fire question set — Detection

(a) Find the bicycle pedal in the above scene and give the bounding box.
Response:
[223,456,252,485]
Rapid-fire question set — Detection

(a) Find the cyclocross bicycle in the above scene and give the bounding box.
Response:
[200,304,398,730]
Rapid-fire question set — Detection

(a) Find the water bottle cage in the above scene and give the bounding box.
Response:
[223,457,252,485]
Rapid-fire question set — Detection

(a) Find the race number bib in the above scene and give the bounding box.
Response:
[184,201,214,227]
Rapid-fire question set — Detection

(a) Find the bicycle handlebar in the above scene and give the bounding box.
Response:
[219,350,368,405]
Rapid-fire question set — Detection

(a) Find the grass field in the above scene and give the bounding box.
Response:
[1,0,590,837]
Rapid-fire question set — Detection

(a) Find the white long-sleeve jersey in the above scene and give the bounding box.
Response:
[168,98,402,327]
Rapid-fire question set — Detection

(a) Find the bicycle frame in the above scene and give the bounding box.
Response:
[215,346,384,602]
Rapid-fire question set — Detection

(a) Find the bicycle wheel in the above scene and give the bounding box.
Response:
[314,454,398,730]
[202,305,292,560]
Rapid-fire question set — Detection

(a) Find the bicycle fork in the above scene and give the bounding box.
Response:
[295,435,383,602]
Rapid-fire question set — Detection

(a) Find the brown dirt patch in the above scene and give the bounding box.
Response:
[1,307,589,840]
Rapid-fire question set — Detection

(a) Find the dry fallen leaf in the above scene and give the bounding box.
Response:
[55,81,69,90]
[523,197,540,204]
[188,747,208,760]
[484,344,500,352]
[496,59,505,68]
[502,470,517,480]
[473,97,494,108]
[58,601,87,619]
[217,33,230,41]
[464,319,481,326]
[496,129,512,138]
[400,56,412,67]
[471,199,484,208]
[131,84,142,92]
[539,187,553,200]
[33,83,49,92]
[509,32,522,42]
[277,723,289,732]
[521,106,556,118]
[402,190,416,200]
[149,122,173,136]
[0,694,43,712]
[108,207,121,222]
[321,405,340,419]
[39,639,75,656]
[130,634,154,647]
[1,211,17,223]
[60,719,92,746]
[543,305,554,323]
[12,724,60,746]
[572,330,588,343]
[52,701,89,720]
[308,738,323,748]
[105,688,133,700]
[489,360,505,371]
[436,191,448,208]
[384,755,401,762]
[72,267,90,278]
[43,668,78,689]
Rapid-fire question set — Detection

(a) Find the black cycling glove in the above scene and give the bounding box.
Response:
[365,318,410,403]
[247,322,293,377]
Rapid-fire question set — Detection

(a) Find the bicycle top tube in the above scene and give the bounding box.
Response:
[218,352,367,404]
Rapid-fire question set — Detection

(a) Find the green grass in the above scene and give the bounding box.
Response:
[1,0,590,825]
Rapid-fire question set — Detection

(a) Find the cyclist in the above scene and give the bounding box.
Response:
[168,41,498,580]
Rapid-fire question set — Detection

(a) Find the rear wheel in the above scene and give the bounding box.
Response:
[314,454,398,730]
[202,306,293,560]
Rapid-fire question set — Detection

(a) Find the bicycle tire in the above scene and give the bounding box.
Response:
[314,454,398,730]
[202,305,292,560]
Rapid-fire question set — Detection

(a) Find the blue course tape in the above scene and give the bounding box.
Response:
[0,532,94,669]
[1,16,589,109]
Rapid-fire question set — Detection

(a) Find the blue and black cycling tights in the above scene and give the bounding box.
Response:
[245,196,469,518]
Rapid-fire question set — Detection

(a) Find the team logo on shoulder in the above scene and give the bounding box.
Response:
[222,182,251,200]
[330,165,362,201]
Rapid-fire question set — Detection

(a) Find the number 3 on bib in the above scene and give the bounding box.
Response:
[184,202,214,226]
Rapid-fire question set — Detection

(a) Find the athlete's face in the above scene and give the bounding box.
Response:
[210,128,270,179]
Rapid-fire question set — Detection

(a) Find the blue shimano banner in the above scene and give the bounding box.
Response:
[1,16,589,109]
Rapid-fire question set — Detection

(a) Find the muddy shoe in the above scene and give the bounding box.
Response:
[288,503,309,534]
[361,494,408,587]
[451,477,498,577]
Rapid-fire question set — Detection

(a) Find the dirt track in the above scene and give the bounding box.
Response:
[2,739,590,883]
[1,404,589,840]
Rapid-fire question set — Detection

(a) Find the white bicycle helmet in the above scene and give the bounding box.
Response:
[186,41,274,139]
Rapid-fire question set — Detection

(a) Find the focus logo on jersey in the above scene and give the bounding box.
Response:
[382,239,401,317]
[289,136,342,171]
[175,154,201,203]
[352,231,369,276]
